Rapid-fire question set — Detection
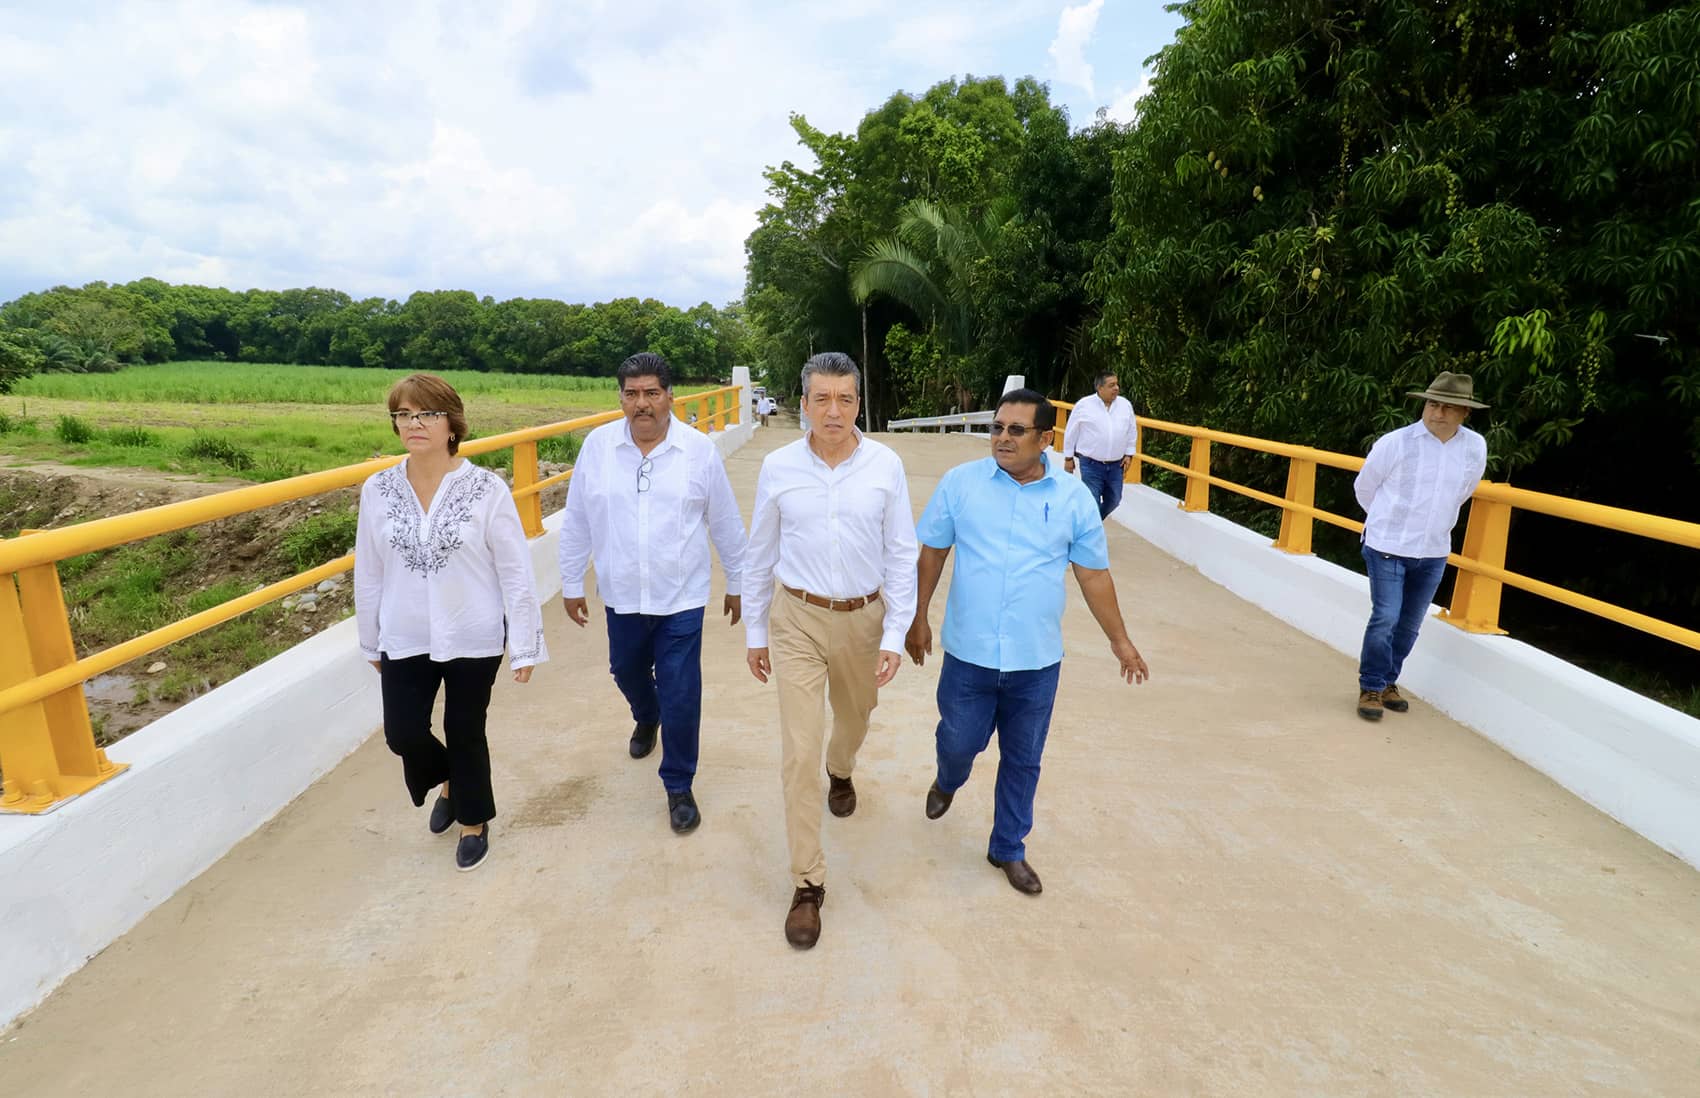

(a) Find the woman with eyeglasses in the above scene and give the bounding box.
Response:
[353,372,549,871]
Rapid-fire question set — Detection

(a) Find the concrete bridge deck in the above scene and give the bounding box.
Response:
[4,430,1698,1096]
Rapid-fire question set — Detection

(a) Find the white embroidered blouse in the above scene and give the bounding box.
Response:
[354,459,549,669]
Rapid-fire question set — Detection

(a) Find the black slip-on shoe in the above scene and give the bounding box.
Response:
[428,793,455,835]
[455,825,490,872]
[925,781,954,820]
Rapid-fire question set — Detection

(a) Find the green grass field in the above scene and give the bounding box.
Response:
[1,361,716,481]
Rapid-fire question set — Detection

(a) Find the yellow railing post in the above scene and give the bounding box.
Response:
[1053,406,1069,452]
[511,441,544,538]
[1274,457,1317,554]
[1126,423,1143,486]
[1440,492,1511,635]
[698,396,711,434]
[730,386,741,427]
[1181,438,1211,512]
[1,555,124,814]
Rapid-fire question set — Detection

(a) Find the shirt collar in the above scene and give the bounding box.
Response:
[803,427,864,468]
[987,451,1057,488]
[619,415,681,455]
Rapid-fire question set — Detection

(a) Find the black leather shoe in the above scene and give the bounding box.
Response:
[668,790,700,834]
[428,793,455,835]
[987,854,1042,895]
[629,722,660,759]
[455,825,490,872]
[925,781,954,820]
[827,772,856,817]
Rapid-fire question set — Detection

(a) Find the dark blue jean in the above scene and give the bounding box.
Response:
[606,607,705,793]
[1078,456,1124,520]
[1358,546,1447,692]
[934,653,1062,862]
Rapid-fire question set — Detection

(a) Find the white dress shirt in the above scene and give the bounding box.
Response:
[557,416,746,616]
[743,432,919,653]
[1355,420,1488,558]
[1061,394,1138,462]
[354,459,549,669]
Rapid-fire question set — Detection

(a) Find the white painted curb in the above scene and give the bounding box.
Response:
[0,410,755,1028]
[1111,482,1700,870]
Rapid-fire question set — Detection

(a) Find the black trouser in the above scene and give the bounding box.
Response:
[378,653,503,826]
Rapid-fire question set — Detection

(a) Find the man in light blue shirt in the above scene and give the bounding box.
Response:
[906,388,1150,895]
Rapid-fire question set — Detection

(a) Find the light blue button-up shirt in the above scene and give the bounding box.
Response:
[915,453,1110,672]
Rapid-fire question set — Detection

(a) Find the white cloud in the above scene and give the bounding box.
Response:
[0,0,1181,307]
[1104,69,1155,124]
[1048,0,1105,97]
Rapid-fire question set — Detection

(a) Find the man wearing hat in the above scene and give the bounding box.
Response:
[1352,372,1489,721]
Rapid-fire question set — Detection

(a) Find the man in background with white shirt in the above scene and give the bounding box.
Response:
[744,352,918,950]
[1062,370,1138,520]
[558,352,748,833]
[1353,372,1489,722]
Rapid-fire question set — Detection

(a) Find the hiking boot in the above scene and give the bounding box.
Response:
[1381,684,1409,713]
[1357,689,1384,722]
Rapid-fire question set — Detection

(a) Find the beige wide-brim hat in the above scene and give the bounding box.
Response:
[1407,371,1489,409]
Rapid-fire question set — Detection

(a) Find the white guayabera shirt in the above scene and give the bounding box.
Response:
[354,459,549,668]
[1060,394,1138,463]
[557,416,747,616]
[1354,420,1488,559]
[742,431,919,654]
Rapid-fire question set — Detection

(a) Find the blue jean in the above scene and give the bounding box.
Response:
[606,607,705,793]
[1078,456,1125,520]
[934,653,1062,862]
[1358,546,1447,692]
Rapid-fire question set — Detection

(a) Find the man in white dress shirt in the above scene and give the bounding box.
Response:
[1353,371,1489,721]
[744,351,918,950]
[558,353,748,833]
[1061,370,1139,520]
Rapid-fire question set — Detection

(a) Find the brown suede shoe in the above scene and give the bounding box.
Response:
[785,884,825,949]
[1357,689,1384,721]
[987,855,1042,895]
[1381,684,1409,713]
[827,772,856,818]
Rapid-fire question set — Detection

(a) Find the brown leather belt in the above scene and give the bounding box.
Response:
[783,585,882,612]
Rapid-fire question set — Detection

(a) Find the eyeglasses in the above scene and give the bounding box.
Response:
[637,456,653,493]
[390,410,448,427]
[989,422,1038,438]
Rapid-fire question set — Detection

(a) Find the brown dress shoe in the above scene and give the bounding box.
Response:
[925,781,954,820]
[785,883,825,949]
[827,772,856,817]
[1381,684,1409,712]
[987,855,1042,895]
[1357,688,1384,721]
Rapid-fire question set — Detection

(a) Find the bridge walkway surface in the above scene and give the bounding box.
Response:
[3,429,1698,1096]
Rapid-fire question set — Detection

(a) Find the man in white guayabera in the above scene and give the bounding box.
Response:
[1353,371,1489,722]
[558,352,748,834]
[1061,370,1138,520]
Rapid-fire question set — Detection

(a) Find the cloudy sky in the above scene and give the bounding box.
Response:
[0,0,1183,310]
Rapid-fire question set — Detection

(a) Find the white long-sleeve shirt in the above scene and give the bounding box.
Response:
[557,416,746,616]
[743,432,919,653]
[354,459,549,669]
[1355,420,1488,558]
[1061,394,1138,463]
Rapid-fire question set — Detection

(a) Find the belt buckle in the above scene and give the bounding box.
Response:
[830,596,849,611]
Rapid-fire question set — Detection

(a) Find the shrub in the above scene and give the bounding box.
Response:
[106,426,158,447]
[183,433,255,471]
[279,508,358,572]
[538,433,583,464]
[55,415,95,444]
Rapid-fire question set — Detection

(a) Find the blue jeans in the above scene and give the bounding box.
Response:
[1358,546,1447,692]
[1078,456,1125,520]
[606,607,705,793]
[934,653,1062,862]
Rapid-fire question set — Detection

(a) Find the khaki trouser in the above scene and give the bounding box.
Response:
[770,587,884,887]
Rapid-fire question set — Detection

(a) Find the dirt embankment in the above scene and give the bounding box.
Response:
[1,465,361,743]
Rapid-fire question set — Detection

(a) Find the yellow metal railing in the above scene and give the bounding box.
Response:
[1049,399,1700,653]
[0,383,743,814]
